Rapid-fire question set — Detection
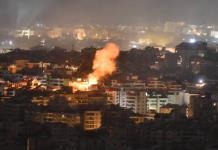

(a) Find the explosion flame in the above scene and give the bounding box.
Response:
[72,43,120,91]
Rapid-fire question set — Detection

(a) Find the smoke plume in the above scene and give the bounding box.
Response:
[71,43,120,92]
[88,43,120,84]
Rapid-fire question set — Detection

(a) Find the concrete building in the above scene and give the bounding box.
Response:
[167,91,182,105]
[0,87,16,97]
[67,91,107,105]
[146,78,167,90]
[111,79,146,89]
[105,88,120,105]
[119,89,147,114]
[147,92,169,113]
[49,78,64,87]
[106,88,186,114]
[83,111,102,131]
[37,76,48,86]
[31,96,50,106]
[107,87,147,114]
[27,111,81,127]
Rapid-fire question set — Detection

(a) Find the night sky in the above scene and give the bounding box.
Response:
[1,0,218,27]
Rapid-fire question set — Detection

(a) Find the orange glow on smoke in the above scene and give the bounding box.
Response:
[72,43,120,91]
[89,43,120,82]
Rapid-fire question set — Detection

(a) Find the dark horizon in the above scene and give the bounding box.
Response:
[1,0,218,28]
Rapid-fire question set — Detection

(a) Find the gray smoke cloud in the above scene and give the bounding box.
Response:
[0,0,218,28]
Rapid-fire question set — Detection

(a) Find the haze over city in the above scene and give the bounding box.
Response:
[1,0,218,27]
[1,1,218,150]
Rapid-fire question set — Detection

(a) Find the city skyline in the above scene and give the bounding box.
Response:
[1,1,218,150]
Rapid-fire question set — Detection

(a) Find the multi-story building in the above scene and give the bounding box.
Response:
[107,88,185,115]
[176,42,207,69]
[147,92,169,113]
[105,88,120,104]
[83,111,102,131]
[0,87,16,97]
[186,95,215,119]
[67,91,107,105]
[120,89,147,114]
[167,91,181,104]
[111,79,146,89]
[37,76,48,86]
[35,76,65,89]
[26,111,81,127]
[49,78,64,87]
[166,81,183,91]
[31,96,50,106]
[146,78,167,90]
[14,28,34,39]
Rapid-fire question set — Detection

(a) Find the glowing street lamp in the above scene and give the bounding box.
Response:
[189,38,196,43]
[196,78,206,88]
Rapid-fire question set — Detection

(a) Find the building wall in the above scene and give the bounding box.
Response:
[147,95,169,113]
[119,89,147,114]
[84,111,102,131]
[27,111,80,127]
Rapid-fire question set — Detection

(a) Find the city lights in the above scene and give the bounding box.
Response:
[189,38,196,43]
[0,1,218,150]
